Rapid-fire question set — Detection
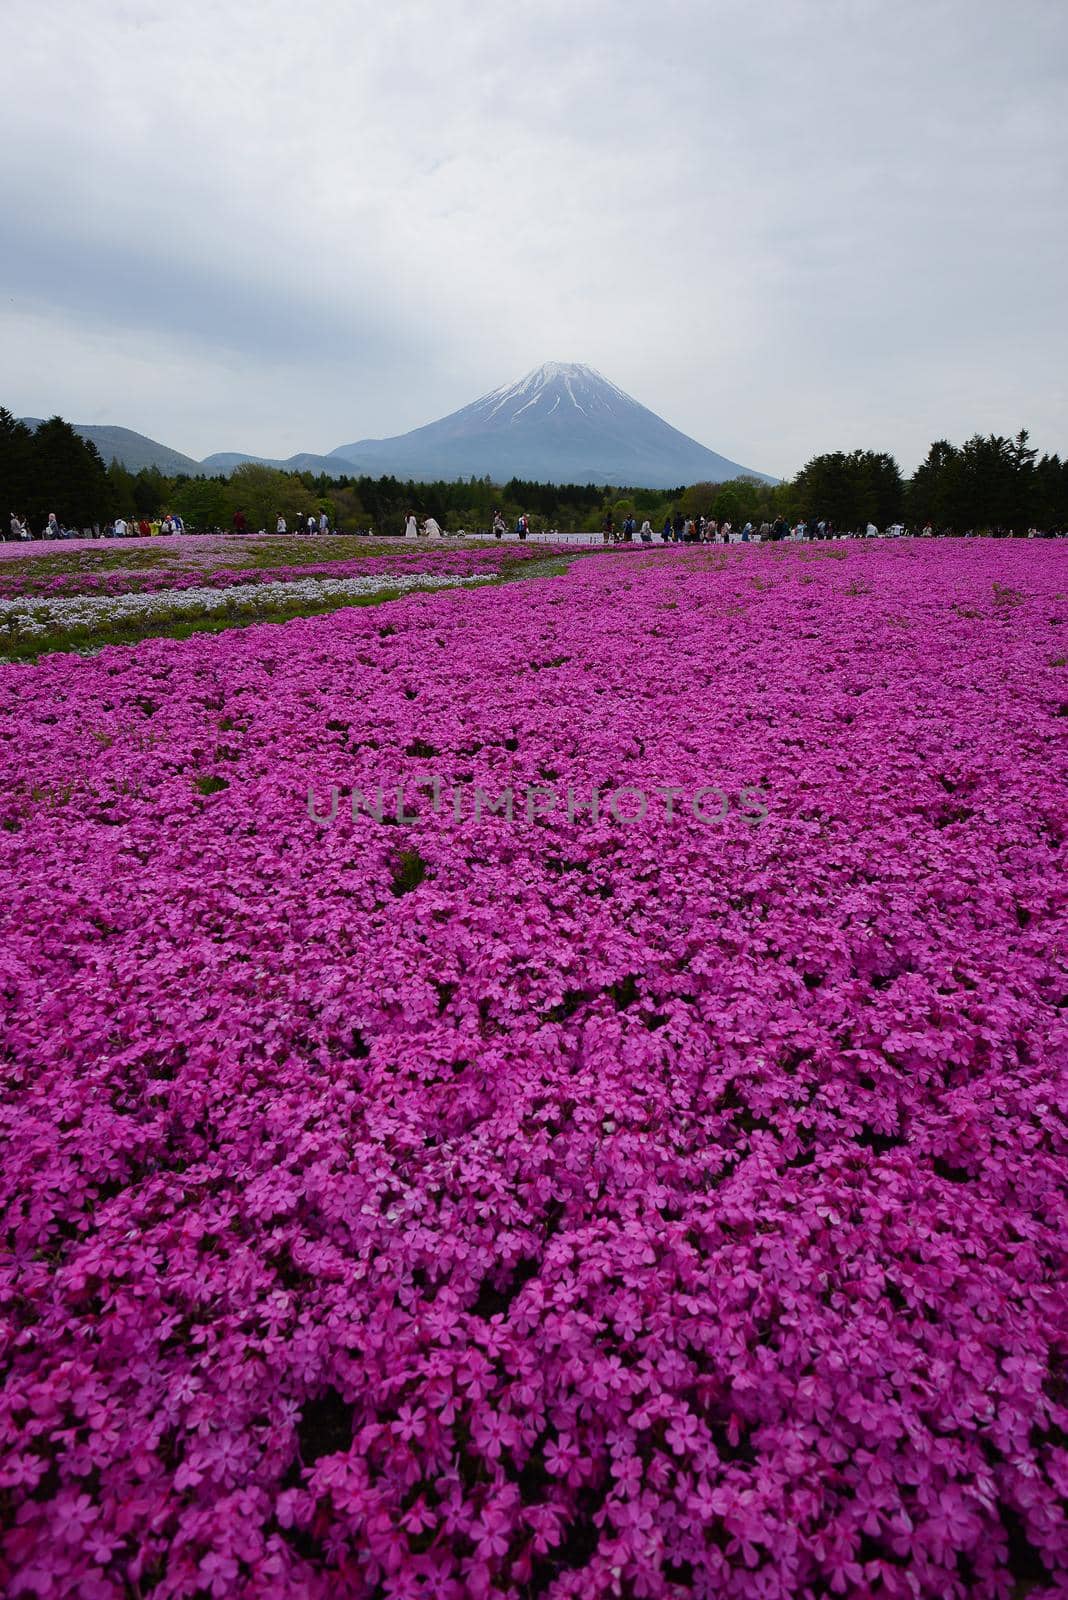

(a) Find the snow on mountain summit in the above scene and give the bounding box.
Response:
[475,363,633,425]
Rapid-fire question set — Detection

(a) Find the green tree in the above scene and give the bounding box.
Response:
[907,440,959,528]
[226,463,313,531]
[860,451,904,527]
[713,479,760,523]
[793,453,853,524]
[172,476,231,529]
[329,486,366,531]
[952,433,1034,531]
[793,449,902,528]
[107,458,136,518]
[1033,453,1068,531]
[678,481,719,519]
[0,409,36,516]
[132,468,170,517]
[712,486,742,523]
[29,417,110,526]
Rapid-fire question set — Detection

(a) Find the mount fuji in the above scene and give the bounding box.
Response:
[42,363,775,484]
[329,363,775,488]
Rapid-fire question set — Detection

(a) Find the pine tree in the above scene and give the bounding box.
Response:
[29,417,110,527]
[0,409,37,521]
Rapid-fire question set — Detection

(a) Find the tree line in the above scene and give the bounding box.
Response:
[789,433,1068,532]
[2,408,1065,535]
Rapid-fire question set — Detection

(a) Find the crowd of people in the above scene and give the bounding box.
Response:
[604,513,882,544]
[5,511,190,542]
[4,509,343,541]
[601,513,1062,543]
[6,507,1064,545]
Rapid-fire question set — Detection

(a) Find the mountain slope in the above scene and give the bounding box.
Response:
[21,419,200,477]
[199,450,350,476]
[330,362,775,487]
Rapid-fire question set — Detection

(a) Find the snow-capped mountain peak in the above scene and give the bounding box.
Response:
[476,363,631,425]
[329,361,776,488]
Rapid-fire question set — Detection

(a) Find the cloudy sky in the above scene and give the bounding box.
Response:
[2,0,1065,476]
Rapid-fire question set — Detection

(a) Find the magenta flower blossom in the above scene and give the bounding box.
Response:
[0,540,1066,1597]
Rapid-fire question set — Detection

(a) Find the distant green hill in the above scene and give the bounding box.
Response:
[199,450,354,476]
[21,419,201,477]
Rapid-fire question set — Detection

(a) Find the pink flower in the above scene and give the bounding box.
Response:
[665,1409,701,1455]
[2,540,1065,1599]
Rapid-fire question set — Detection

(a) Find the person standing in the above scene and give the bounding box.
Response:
[404,512,419,539]
[661,516,672,543]
[602,511,614,544]
[319,510,329,534]
[276,515,287,535]
[492,512,506,540]
[640,518,652,543]
[233,509,248,534]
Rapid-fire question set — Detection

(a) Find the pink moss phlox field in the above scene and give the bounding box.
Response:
[1,541,1066,1599]
[0,535,215,564]
[0,543,571,603]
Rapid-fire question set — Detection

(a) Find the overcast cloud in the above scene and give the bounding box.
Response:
[1,0,1065,475]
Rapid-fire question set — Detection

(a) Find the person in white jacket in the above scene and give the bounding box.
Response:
[423,517,443,540]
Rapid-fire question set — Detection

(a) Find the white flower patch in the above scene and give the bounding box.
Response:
[0,573,495,638]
